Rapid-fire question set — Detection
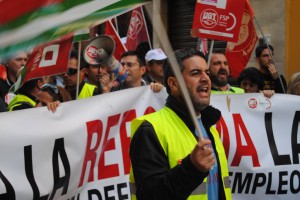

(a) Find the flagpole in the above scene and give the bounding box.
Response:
[207,39,214,68]
[140,6,152,50]
[76,42,82,99]
[114,18,119,34]
[144,3,204,140]
[254,16,286,93]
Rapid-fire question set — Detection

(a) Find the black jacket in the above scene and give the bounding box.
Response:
[130,95,226,200]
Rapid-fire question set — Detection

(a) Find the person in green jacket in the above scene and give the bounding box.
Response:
[130,48,232,200]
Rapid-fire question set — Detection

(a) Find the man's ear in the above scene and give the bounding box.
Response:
[168,76,179,93]
[37,79,44,89]
[140,66,147,75]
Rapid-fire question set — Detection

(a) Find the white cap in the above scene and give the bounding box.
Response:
[145,48,167,62]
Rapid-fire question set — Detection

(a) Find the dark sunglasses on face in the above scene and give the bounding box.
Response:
[66,68,78,75]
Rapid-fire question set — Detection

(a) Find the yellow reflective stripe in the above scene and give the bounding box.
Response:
[224,176,231,188]
[191,182,206,195]
[130,182,137,195]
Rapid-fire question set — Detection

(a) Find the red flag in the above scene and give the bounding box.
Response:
[105,20,127,61]
[125,7,151,51]
[10,34,73,92]
[192,0,246,42]
[225,0,258,78]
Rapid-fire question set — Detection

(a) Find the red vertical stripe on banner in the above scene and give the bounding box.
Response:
[225,0,258,78]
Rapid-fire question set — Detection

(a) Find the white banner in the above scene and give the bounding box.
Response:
[0,87,167,200]
[0,87,299,199]
[212,93,300,200]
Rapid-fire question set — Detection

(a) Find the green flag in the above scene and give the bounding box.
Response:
[0,0,148,57]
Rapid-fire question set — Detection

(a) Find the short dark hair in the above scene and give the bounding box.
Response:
[212,49,226,55]
[237,67,264,90]
[17,78,41,94]
[163,48,207,94]
[121,51,145,67]
[255,44,274,58]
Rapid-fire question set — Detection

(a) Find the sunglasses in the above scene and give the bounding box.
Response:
[41,83,59,94]
[66,68,78,75]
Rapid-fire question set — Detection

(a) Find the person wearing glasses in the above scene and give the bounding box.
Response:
[63,51,99,100]
[143,48,167,85]
[111,51,147,92]
[35,83,72,112]
[111,51,163,93]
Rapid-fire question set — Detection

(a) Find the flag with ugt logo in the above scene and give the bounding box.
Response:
[125,6,151,51]
[10,34,73,93]
[105,20,127,61]
[225,0,258,78]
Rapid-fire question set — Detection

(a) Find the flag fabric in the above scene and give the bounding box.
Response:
[10,34,73,93]
[105,20,127,61]
[192,0,246,43]
[0,0,147,58]
[197,38,208,55]
[225,0,258,79]
[73,29,90,43]
[125,6,151,51]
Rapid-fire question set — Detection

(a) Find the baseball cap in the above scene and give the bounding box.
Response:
[145,48,167,62]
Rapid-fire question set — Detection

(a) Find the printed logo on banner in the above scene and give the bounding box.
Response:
[248,97,272,110]
[258,98,271,110]
[248,98,257,109]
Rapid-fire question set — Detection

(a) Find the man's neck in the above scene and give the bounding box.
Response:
[212,83,229,91]
[7,71,17,84]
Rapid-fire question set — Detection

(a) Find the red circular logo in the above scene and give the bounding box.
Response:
[200,9,218,29]
[248,98,257,109]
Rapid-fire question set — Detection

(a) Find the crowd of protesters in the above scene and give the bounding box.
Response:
[0,42,298,113]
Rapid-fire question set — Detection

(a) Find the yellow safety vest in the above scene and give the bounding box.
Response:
[8,94,36,111]
[78,83,96,99]
[211,86,244,94]
[130,107,232,200]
